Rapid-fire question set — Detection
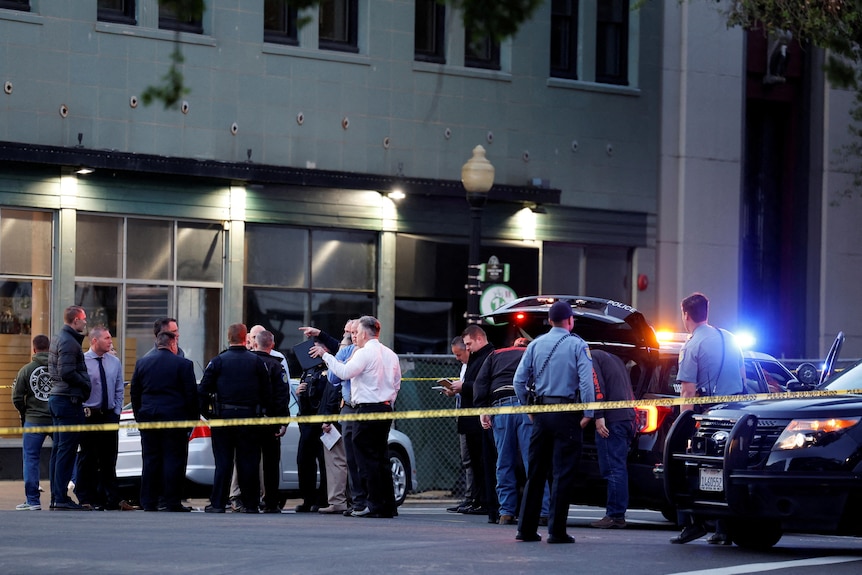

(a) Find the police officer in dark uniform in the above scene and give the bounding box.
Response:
[199,323,271,514]
[252,329,289,513]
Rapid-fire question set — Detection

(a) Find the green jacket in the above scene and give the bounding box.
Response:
[11,351,52,425]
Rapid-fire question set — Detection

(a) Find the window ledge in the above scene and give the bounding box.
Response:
[0,9,42,25]
[413,61,511,83]
[262,43,371,67]
[547,78,640,96]
[95,22,216,47]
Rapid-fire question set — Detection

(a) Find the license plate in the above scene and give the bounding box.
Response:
[699,468,723,492]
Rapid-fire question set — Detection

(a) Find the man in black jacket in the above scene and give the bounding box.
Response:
[130,330,198,512]
[474,338,549,525]
[252,329,289,513]
[585,349,636,529]
[47,305,91,511]
[199,323,271,513]
[458,324,495,518]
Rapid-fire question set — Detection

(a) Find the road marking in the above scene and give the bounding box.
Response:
[669,556,862,575]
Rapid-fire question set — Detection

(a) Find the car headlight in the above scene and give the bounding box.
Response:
[773,417,861,450]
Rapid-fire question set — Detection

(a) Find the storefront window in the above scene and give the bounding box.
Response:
[77,215,123,278]
[127,218,172,280]
[177,221,223,282]
[311,229,376,290]
[0,209,52,276]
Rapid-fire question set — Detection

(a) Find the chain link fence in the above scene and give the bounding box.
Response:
[394,354,465,497]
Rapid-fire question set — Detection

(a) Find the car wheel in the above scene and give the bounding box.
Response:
[389,447,410,507]
[728,519,782,550]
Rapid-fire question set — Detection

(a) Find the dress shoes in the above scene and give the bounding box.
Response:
[515,532,542,542]
[670,524,707,544]
[547,534,575,544]
[160,504,193,512]
[318,505,348,514]
[591,515,626,529]
[294,503,318,513]
[707,532,732,545]
[204,504,226,514]
[118,500,138,511]
[51,501,89,511]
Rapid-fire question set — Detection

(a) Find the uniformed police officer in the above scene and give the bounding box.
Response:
[199,323,271,514]
[671,292,745,544]
[513,300,594,544]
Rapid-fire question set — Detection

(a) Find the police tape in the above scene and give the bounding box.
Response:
[3,387,862,436]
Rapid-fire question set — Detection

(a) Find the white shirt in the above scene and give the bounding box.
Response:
[322,338,400,405]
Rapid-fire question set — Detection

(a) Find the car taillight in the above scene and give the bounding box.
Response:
[189,425,211,441]
[635,405,671,434]
[514,312,526,322]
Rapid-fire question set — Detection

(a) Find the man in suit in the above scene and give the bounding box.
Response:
[130,330,198,512]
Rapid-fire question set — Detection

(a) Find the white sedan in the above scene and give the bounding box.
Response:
[116,383,417,507]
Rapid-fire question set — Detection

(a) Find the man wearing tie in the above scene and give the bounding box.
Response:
[75,326,126,510]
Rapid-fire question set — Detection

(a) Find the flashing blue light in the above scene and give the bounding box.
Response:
[734,331,756,350]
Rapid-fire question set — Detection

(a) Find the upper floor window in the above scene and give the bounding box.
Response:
[159,2,203,34]
[415,0,445,63]
[97,0,136,25]
[264,0,298,46]
[595,0,629,85]
[465,28,499,70]
[319,0,358,53]
[550,0,578,80]
[0,0,29,11]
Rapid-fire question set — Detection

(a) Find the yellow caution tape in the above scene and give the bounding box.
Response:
[2,387,862,436]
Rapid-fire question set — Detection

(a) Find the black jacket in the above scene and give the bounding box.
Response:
[457,342,494,434]
[591,349,636,424]
[48,324,91,400]
[198,345,270,417]
[130,348,198,423]
[473,346,525,408]
[254,350,289,418]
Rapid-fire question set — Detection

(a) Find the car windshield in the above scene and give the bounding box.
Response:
[822,359,862,391]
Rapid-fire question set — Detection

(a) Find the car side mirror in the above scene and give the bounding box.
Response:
[787,380,810,392]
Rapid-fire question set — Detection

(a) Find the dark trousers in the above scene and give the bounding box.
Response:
[341,405,366,509]
[518,411,582,537]
[260,427,281,509]
[297,422,327,507]
[140,427,189,510]
[353,403,395,515]
[211,418,261,510]
[463,430,487,508]
[481,427,499,520]
[75,410,121,507]
[48,395,84,505]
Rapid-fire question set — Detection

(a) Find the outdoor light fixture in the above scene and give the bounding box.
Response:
[461,145,495,325]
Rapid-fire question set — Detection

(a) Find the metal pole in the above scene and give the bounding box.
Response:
[466,204,483,325]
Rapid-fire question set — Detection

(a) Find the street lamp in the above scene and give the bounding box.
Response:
[461,145,495,325]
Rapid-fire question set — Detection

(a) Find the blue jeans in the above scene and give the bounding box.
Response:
[48,395,84,505]
[596,419,635,518]
[491,396,549,517]
[22,422,50,506]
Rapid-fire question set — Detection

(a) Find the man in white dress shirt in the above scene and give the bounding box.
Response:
[310,316,400,518]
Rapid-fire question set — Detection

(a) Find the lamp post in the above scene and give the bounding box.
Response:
[461,145,495,325]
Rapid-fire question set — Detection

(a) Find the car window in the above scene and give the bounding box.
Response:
[744,361,763,393]
[758,361,790,392]
[823,359,862,391]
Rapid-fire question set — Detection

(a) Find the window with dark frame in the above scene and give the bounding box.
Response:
[550,0,578,80]
[319,0,358,53]
[97,0,136,25]
[0,0,29,11]
[159,2,203,34]
[414,0,445,64]
[264,0,298,46]
[595,0,629,85]
[464,28,499,71]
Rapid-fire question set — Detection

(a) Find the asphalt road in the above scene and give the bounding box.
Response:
[1,481,861,575]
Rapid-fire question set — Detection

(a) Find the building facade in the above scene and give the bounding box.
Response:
[0,0,662,417]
